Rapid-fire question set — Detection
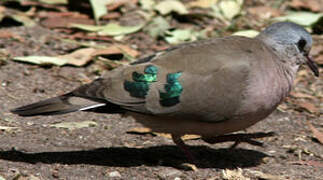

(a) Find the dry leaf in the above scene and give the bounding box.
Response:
[127,127,201,140]
[307,121,323,144]
[0,30,24,41]
[297,101,318,114]
[316,54,323,65]
[289,0,323,12]
[188,0,217,8]
[245,169,285,180]
[248,6,281,19]
[222,168,250,180]
[181,134,201,140]
[92,44,140,58]
[291,160,323,168]
[0,126,19,132]
[41,17,95,29]
[127,127,152,134]
[311,44,323,65]
[59,48,98,66]
[181,163,198,171]
[50,120,97,130]
[13,44,139,66]
[154,132,172,139]
[290,91,315,99]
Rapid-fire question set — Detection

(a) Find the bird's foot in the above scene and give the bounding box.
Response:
[171,134,197,163]
[201,132,276,148]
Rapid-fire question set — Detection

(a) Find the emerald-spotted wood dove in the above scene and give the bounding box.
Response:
[11,22,319,158]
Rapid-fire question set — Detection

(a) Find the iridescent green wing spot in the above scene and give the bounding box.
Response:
[124,65,158,98]
[159,72,183,107]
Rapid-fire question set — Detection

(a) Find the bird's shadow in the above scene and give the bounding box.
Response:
[0,145,268,169]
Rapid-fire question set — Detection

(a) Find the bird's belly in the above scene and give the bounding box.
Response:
[127,111,269,137]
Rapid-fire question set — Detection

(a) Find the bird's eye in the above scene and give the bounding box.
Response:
[297,39,306,52]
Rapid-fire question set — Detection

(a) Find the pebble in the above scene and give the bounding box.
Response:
[158,168,182,179]
[109,171,121,178]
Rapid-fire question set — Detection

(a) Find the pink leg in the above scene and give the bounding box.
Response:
[171,134,196,162]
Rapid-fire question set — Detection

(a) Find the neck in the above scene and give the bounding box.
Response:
[256,34,299,89]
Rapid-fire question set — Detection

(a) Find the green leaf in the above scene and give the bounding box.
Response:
[145,16,170,38]
[89,0,113,23]
[155,0,188,15]
[98,23,144,36]
[39,0,67,4]
[232,30,259,38]
[274,12,323,27]
[11,14,36,27]
[50,121,98,130]
[212,0,243,20]
[71,23,144,36]
[139,0,156,11]
[165,29,195,44]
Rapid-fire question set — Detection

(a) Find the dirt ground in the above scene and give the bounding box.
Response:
[0,2,322,180]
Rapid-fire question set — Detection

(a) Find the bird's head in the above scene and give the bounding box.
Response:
[257,22,319,77]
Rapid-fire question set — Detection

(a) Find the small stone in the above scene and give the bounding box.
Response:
[158,168,182,179]
[109,171,121,178]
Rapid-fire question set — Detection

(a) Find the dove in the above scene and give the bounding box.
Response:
[11,22,319,160]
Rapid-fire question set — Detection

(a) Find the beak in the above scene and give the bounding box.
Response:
[305,55,319,77]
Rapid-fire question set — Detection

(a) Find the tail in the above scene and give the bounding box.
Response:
[11,93,107,116]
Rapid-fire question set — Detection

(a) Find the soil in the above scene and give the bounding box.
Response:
[0,4,322,180]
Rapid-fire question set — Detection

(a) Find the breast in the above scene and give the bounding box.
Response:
[235,57,293,124]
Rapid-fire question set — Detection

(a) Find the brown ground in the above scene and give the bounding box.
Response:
[0,1,322,180]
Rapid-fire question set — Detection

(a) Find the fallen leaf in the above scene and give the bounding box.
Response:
[65,32,114,41]
[290,160,323,168]
[13,45,139,66]
[188,0,217,8]
[139,0,156,11]
[71,23,144,36]
[311,44,323,65]
[39,0,67,4]
[212,0,244,20]
[106,0,134,11]
[0,126,19,132]
[289,0,323,12]
[58,48,98,66]
[16,174,40,180]
[165,29,196,44]
[181,134,201,141]
[2,13,36,27]
[274,11,323,26]
[155,0,188,15]
[89,0,112,23]
[307,121,323,144]
[181,163,198,171]
[50,121,97,130]
[145,16,170,38]
[248,6,281,19]
[41,17,95,29]
[245,169,285,180]
[0,30,24,41]
[290,91,315,99]
[232,30,259,38]
[222,168,250,180]
[101,12,122,20]
[13,56,68,66]
[126,127,152,134]
[127,127,201,140]
[297,101,318,114]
